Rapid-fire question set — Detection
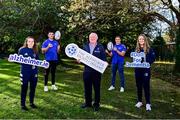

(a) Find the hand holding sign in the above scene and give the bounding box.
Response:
[125,52,150,68]
[65,43,108,73]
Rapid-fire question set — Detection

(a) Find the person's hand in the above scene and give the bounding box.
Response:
[77,59,81,63]
[57,45,60,53]
[105,49,109,53]
[48,43,53,48]
[113,47,117,51]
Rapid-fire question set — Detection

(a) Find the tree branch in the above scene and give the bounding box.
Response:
[147,12,175,28]
[161,0,180,26]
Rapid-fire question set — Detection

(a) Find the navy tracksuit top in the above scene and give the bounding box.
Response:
[83,42,106,73]
[18,47,38,74]
[135,48,156,72]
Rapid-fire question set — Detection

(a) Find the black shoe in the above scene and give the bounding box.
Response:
[93,103,100,112]
[81,103,92,108]
[93,106,99,112]
[30,103,38,109]
[21,106,28,111]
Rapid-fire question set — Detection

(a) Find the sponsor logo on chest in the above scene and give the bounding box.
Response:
[94,47,100,53]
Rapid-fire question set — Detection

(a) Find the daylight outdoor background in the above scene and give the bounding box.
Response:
[0,0,180,119]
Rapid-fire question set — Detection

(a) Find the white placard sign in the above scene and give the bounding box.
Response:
[65,43,108,73]
[125,52,150,68]
[8,54,49,68]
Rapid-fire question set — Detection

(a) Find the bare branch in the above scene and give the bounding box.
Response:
[161,0,170,6]
[145,0,150,11]
[32,10,40,28]
[161,0,180,18]
[147,12,175,28]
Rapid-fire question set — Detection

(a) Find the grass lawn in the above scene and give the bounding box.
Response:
[0,58,179,119]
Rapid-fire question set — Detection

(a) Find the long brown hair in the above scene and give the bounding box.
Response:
[135,34,150,54]
[21,36,38,54]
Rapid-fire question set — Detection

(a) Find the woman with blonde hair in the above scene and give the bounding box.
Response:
[18,36,39,110]
[134,34,155,111]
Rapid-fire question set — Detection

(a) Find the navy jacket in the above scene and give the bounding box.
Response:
[18,47,38,74]
[135,48,156,72]
[83,42,106,73]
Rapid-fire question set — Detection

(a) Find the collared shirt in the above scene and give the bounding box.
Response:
[112,44,126,64]
[89,43,96,54]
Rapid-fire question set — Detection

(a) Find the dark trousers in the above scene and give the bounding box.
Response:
[20,72,38,107]
[111,62,125,88]
[44,61,57,86]
[135,68,151,104]
[83,71,101,107]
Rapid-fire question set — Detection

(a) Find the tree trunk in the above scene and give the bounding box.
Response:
[174,27,180,73]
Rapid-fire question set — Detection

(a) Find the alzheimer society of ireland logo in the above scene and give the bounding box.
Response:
[65,43,79,58]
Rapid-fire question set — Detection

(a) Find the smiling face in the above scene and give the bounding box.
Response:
[48,32,54,40]
[89,33,98,44]
[115,36,121,45]
[138,35,145,47]
[27,38,34,48]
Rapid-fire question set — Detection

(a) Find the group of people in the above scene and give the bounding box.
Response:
[18,31,60,110]
[17,31,155,112]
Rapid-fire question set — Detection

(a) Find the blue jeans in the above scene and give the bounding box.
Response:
[111,62,125,88]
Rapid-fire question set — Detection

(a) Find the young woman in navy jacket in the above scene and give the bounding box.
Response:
[18,36,38,110]
[134,34,156,111]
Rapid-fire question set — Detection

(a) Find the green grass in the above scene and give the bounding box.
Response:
[0,58,180,119]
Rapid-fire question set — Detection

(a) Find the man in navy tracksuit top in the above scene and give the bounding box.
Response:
[134,34,156,111]
[18,37,38,110]
[80,33,106,111]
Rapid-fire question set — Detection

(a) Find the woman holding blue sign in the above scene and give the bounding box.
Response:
[18,36,38,110]
[106,36,126,92]
[134,34,155,111]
